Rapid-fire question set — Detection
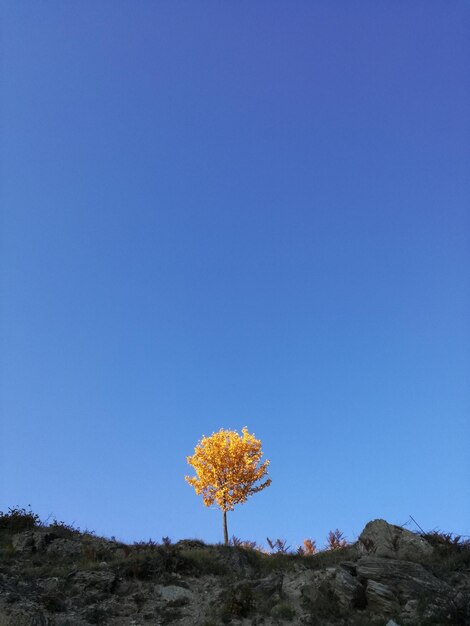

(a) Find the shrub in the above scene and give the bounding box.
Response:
[326,529,347,550]
[48,519,79,538]
[422,530,465,547]
[0,507,41,533]
[298,538,317,555]
[133,538,159,550]
[230,536,260,550]
[176,539,206,549]
[419,529,470,577]
[266,537,290,554]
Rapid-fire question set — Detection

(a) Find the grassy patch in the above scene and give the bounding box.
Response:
[180,547,229,576]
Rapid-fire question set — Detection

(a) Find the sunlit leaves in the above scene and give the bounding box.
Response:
[185,427,271,512]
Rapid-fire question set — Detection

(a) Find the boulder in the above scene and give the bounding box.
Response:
[156,584,193,603]
[358,519,433,561]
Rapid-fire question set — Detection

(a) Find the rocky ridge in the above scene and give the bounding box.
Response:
[0,516,469,625]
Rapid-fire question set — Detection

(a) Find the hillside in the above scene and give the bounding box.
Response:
[0,510,469,625]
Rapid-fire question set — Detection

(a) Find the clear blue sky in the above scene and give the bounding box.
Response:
[1,1,469,547]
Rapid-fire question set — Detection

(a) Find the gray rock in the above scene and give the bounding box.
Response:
[300,582,321,605]
[365,579,399,613]
[45,538,82,559]
[300,567,334,603]
[334,568,365,609]
[11,532,35,554]
[356,556,443,601]
[156,584,193,603]
[11,532,56,555]
[252,574,283,601]
[358,519,433,561]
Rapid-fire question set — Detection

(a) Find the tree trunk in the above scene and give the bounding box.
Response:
[223,510,228,545]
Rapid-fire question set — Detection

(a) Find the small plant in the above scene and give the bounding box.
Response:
[326,529,347,550]
[132,538,159,551]
[266,537,290,554]
[230,536,259,550]
[422,530,464,546]
[300,538,316,555]
[134,538,158,547]
[48,518,79,538]
[176,538,206,549]
[0,507,41,533]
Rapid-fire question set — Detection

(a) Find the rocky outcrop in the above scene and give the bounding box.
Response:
[358,518,434,561]
[334,567,366,609]
[0,519,469,625]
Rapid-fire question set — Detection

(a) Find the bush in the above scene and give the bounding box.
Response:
[132,538,160,550]
[326,529,347,550]
[266,537,290,554]
[0,507,41,533]
[298,538,317,555]
[422,530,466,547]
[230,536,260,550]
[48,519,79,539]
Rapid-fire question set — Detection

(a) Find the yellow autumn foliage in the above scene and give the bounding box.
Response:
[185,427,271,513]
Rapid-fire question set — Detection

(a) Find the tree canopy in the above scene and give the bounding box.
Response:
[185,427,271,543]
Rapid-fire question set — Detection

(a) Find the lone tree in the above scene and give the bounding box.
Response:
[185,427,271,544]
